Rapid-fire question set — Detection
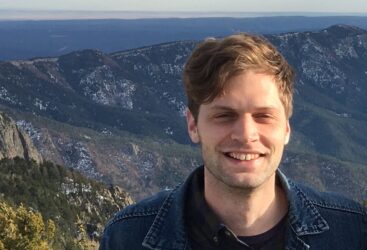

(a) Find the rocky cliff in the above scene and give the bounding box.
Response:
[0,112,42,163]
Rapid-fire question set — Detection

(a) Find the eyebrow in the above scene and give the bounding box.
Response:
[209,105,236,111]
[209,105,280,112]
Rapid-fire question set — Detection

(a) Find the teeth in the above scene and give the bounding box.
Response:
[228,152,260,161]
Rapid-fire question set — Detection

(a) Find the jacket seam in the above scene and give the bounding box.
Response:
[107,210,159,227]
[309,201,366,215]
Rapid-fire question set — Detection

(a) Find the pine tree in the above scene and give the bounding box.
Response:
[0,201,55,250]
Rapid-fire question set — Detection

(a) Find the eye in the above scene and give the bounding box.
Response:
[213,112,237,121]
[253,113,275,123]
[255,113,272,118]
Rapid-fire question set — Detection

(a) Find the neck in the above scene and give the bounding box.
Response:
[204,168,288,236]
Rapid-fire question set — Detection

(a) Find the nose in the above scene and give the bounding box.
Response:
[230,115,259,143]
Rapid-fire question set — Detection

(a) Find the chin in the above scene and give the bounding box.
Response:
[221,171,275,190]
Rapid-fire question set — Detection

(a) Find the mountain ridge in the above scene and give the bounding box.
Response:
[0,24,366,201]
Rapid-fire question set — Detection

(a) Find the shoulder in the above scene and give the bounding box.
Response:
[289,180,367,241]
[291,181,366,215]
[287,181,367,248]
[99,190,171,250]
[106,189,171,227]
[109,189,171,225]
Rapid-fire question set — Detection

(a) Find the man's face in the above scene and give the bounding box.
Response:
[186,71,290,190]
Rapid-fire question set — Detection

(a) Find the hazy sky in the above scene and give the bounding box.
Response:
[1,0,367,13]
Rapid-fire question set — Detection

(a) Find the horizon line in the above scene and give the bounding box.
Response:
[1,9,367,21]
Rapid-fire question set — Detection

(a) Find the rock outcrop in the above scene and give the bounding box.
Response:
[0,112,42,163]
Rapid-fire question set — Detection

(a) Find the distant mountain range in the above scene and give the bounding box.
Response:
[2,16,367,61]
[0,24,366,202]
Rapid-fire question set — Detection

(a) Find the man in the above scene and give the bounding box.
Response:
[100,33,367,250]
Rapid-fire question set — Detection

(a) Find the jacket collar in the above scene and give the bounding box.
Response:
[142,166,330,250]
[277,170,329,249]
[142,167,195,250]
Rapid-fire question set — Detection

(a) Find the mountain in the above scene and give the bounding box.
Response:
[268,25,367,163]
[0,112,132,249]
[3,16,367,61]
[0,25,366,202]
[3,106,199,200]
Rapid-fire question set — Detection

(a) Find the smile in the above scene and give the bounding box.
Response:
[226,152,264,161]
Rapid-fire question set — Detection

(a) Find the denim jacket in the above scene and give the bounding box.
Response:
[100,167,367,250]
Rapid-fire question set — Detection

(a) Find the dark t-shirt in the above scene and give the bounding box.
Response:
[185,169,287,250]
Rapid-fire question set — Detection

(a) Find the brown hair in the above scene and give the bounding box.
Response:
[183,33,294,121]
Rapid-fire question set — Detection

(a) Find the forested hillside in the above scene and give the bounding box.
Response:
[0,157,132,249]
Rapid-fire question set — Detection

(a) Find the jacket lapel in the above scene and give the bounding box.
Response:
[142,169,197,250]
[278,170,329,249]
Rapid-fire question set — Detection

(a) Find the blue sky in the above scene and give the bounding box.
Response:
[1,0,367,13]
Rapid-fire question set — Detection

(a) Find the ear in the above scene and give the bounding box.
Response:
[284,120,291,145]
[186,108,200,143]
